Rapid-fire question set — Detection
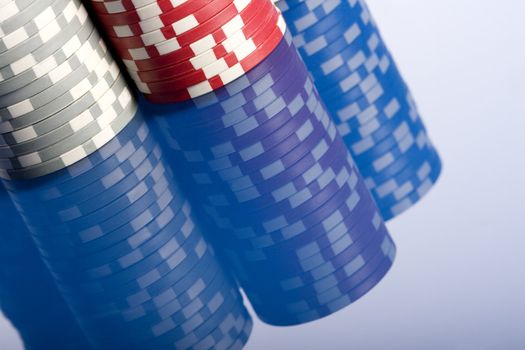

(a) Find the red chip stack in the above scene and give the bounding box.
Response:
[90,0,286,102]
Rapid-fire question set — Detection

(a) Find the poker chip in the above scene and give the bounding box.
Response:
[276,0,442,219]
[90,0,286,101]
[137,17,396,325]
[1,1,252,348]
[134,12,284,94]
[1,0,440,341]
[0,185,91,349]
[104,0,255,58]
[3,114,252,349]
[119,0,267,72]
[128,0,276,82]
[144,16,287,102]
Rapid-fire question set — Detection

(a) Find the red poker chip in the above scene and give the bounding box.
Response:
[90,0,160,13]
[103,0,241,49]
[135,6,279,92]
[131,0,276,83]
[143,15,286,103]
[108,0,256,60]
[90,0,185,16]
[93,0,216,25]
[121,0,263,71]
[99,0,231,36]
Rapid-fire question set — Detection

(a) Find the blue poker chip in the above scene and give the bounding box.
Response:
[33,190,188,259]
[192,86,319,167]
[210,130,346,199]
[192,130,340,217]
[313,42,390,98]
[185,307,252,350]
[242,221,389,299]
[55,163,169,226]
[155,50,307,149]
[297,16,379,66]
[233,188,377,264]
[43,202,193,269]
[87,286,243,348]
[63,239,217,307]
[298,20,379,72]
[153,290,247,349]
[292,6,375,56]
[59,256,222,339]
[275,0,337,23]
[193,305,252,350]
[20,148,166,225]
[80,263,230,340]
[30,155,168,228]
[77,225,204,288]
[179,91,325,186]
[207,165,356,243]
[293,240,395,320]
[209,158,353,228]
[349,115,427,164]
[27,176,179,240]
[284,0,367,38]
[234,204,386,289]
[25,176,174,251]
[337,93,427,164]
[51,222,206,292]
[253,234,396,326]
[179,52,307,144]
[321,67,406,120]
[217,167,370,249]
[279,0,442,224]
[179,81,316,163]
[223,185,375,282]
[32,198,188,276]
[219,174,371,255]
[0,186,91,349]
[359,131,436,184]
[320,63,401,123]
[137,288,245,349]
[203,138,348,215]
[50,213,201,283]
[92,278,242,347]
[282,0,348,34]
[366,155,440,222]
[376,149,442,220]
[249,231,390,304]
[372,146,441,203]
[214,122,344,196]
[182,105,334,179]
[73,249,221,319]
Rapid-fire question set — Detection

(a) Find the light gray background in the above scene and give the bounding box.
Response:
[2,0,525,349]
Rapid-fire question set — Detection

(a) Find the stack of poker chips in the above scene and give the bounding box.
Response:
[0,1,252,348]
[275,0,442,220]
[91,0,290,103]
[0,185,90,349]
[89,0,396,326]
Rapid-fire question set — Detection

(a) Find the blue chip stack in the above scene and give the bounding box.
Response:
[143,30,396,326]
[0,185,90,349]
[0,2,252,348]
[3,114,252,349]
[276,0,442,220]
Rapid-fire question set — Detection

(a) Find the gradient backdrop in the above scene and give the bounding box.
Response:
[2,0,525,349]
